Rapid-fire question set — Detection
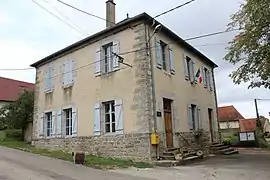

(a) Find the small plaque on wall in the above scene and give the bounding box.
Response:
[157,111,162,117]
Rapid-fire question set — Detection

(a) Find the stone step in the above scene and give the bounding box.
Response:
[159,155,175,160]
[223,150,239,155]
[210,143,225,148]
[162,151,174,156]
[219,147,234,153]
[154,160,180,167]
[211,145,230,150]
[180,155,204,165]
[166,147,179,152]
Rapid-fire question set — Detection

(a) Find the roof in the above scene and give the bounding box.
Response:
[218,105,245,122]
[30,13,218,68]
[239,118,257,132]
[0,77,35,102]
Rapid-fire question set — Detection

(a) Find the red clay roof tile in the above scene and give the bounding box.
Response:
[218,105,245,122]
[0,77,34,102]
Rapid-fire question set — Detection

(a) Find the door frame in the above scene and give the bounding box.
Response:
[208,108,214,142]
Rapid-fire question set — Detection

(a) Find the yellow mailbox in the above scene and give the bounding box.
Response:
[151,133,160,145]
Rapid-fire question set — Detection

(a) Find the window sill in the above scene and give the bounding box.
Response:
[104,132,123,136]
[62,83,73,89]
[44,89,54,94]
[96,69,120,77]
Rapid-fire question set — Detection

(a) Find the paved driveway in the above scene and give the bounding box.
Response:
[0,147,153,180]
[113,152,270,180]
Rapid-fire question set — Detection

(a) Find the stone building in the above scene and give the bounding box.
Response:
[30,0,219,160]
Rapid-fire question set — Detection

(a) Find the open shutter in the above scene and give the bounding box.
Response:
[94,103,101,136]
[115,99,123,134]
[39,113,44,138]
[50,66,54,90]
[183,53,189,80]
[155,39,162,69]
[190,60,195,83]
[95,48,101,76]
[209,71,213,91]
[202,66,207,88]
[62,61,68,86]
[187,105,193,130]
[196,106,201,130]
[72,107,77,136]
[70,60,75,85]
[113,41,120,70]
[51,111,56,137]
[169,46,175,74]
[56,110,62,137]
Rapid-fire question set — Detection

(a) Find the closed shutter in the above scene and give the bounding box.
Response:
[169,46,175,74]
[113,41,120,70]
[115,99,123,134]
[95,48,101,76]
[49,66,54,90]
[187,105,193,130]
[94,103,101,136]
[51,111,57,137]
[44,69,50,92]
[39,113,44,138]
[183,53,189,80]
[62,61,69,86]
[72,107,77,136]
[155,38,162,69]
[56,110,62,137]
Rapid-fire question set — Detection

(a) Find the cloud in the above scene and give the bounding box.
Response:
[0,12,10,25]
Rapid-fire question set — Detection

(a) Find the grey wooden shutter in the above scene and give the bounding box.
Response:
[95,48,101,76]
[94,103,101,136]
[169,46,175,74]
[196,106,201,130]
[187,105,193,130]
[56,110,62,137]
[70,60,75,85]
[50,66,54,90]
[44,69,50,92]
[183,53,189,80]
[39,113,44,138]
[51,111,57,137]
[62,61,69,86]
[190,60,195,83]
[115,99,123,134]
[202,66,207,88]
[209,71,213,91]
[155,39,162,68]
[113,41,120,70]
[72,106,77,136]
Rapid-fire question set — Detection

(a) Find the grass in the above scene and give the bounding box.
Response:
[0,139,153,170]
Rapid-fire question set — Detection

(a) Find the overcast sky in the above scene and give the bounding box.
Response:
[0,0,269,118]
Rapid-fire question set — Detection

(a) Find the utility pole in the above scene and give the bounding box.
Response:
[254,98,262,129]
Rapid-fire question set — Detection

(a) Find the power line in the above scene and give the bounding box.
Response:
[42,0,89,35]
[153,0,196,18]
[55,0,113,24]
[185,29,239,41]
[0,68,35,71]
[31,0,87,36]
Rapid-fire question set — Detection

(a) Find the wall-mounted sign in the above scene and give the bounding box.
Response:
[157,111,162,117]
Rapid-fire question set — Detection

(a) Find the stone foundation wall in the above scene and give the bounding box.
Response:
[158,131,211,155]
[32,133,151,161]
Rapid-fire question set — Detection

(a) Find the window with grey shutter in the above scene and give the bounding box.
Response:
[169,46,175,74]
[94,103,101,136]
[155,39,162,69]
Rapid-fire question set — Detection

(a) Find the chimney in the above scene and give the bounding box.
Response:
[106,0,116,28]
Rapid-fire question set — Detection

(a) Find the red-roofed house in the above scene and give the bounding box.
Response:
[0,77,35,108]
[239,118,257,132]
[0,77,35,142]
[218,105,244,132]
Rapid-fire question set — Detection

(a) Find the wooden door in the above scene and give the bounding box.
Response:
[163,99,173,147]
[208,108,214,142]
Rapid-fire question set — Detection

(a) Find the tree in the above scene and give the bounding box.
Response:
[224,0,270,88]
[0,90,34,139]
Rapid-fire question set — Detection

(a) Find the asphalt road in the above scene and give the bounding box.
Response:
[0,147,153,180]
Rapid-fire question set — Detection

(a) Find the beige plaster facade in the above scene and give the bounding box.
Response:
[31,13,219,160]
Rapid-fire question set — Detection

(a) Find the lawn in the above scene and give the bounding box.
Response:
[0,139,153,170]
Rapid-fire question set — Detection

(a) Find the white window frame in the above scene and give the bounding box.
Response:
[64,108,73,137]
[103,101,116,134]
[45,111,53,137]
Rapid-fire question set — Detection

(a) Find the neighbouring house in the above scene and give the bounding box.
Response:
[30,0,220,160]
[239,117,270,134]
[0,77,35,141]
[218,105,244,136]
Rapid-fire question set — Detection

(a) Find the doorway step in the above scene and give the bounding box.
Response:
[210,142,239,155]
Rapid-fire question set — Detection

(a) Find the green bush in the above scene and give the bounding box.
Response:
[0,131,6,141]
[222,135,239,146]
[4,129,22,140]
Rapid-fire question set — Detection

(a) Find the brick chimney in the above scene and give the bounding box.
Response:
[106,0,116,28]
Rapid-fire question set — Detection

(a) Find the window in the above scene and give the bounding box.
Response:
[104,101,116,133]
[188,104,201,130]
[203,67,213,91]
[103,43,113,73]
[160,41,167,71]
[203,67,208,87]
[44,66,54,92]
[64,108,72,136]
[45,112,52,137]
